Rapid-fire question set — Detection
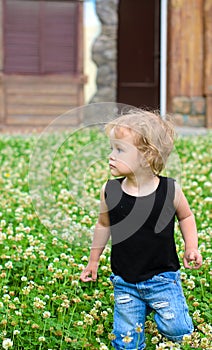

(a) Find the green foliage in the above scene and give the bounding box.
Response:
[0,130,211,349]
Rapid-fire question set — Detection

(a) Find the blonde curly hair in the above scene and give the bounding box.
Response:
[105,109,175,175]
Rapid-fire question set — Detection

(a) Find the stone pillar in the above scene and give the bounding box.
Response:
[90,0,118,103]
[0,0,5,124]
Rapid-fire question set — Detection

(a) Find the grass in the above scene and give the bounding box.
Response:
[0,129,211,349]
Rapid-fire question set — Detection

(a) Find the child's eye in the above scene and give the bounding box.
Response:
[117,147,123,153]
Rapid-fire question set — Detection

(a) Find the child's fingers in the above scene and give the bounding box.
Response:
[91,271,97,281]
[80,269,92,282]
[192,253,203,269]
[183,257,191,269]
[80,268,97,282]
[183,252,202,269]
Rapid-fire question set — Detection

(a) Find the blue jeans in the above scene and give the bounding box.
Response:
[110,271,194,350]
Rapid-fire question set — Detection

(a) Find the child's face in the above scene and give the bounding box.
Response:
[109,127,145,177]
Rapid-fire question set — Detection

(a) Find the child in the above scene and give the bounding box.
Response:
[80,109,202,349]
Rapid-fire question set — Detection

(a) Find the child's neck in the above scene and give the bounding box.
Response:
[122,172,159,197]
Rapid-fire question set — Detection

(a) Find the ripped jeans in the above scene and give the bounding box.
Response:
[110,271,194,350]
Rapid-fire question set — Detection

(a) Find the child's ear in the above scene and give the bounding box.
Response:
[139,152,149,168]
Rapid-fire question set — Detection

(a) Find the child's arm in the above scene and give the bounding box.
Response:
[80,183,111,282]
[174,182,202,269]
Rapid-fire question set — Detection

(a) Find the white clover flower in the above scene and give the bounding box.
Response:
[101,265,108,271]
[21,276,27,282]
[2,338,13,349]
[99,254,106,262]
[38,336,45,342]
[121,331,133,344]
[200,337,209,347]
[71,280,79,287]
[13,330,20,336]
[33,298,46,309]
[68,257,75,263]
[0,220,6,227]
[155,343,167,349]
[135,322,143,333]
[61,299,70,308]
[78,264,85,270]
[151,336,160,344]
[43,311,51,319]
[99,343,108,350]
[101,311,108,319]
[180,272,187,281]
[52,237,58,245]
[22,286,30,295]
[83,313,94,325]
[187,280,195,290]
[2,294,10,303]
[81,255,88,261]
[94,300,102,308]
[5,261,13,269]
[183,334,192,342]
[15,311,22,316]
[60,253,67,259]
[0,233,7,242]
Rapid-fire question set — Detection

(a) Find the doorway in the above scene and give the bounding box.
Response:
[117,0,160,109]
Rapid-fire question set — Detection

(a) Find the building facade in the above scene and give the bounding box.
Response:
[92,0,212,128]
[0,0,85,132]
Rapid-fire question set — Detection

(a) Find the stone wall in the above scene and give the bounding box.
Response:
[90,0,118,103]
[172,97,206,127]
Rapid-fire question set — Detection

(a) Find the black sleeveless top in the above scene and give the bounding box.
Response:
[105,176,180,283]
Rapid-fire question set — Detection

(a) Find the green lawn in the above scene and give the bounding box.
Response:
[0,130,211,349]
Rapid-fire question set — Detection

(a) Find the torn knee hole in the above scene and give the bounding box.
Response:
[153,301,169,309]
[161,312,175,320]
[116,294,132,304]
[153,301,175,320]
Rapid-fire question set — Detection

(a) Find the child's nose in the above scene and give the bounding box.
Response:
[109,150,116,160]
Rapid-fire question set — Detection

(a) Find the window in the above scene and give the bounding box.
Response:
[4,0,80,74]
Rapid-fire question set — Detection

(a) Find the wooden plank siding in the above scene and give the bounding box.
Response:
[4,74,84,125]
[168,0,204,99]
[204,0,212,128]
[166,0,212,127]
[0,0,85,130]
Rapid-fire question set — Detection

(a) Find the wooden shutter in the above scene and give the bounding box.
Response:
[4,0,40,74]
[4,0,79,74]
[42,1,78,74]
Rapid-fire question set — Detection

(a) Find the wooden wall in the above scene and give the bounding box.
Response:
[2,74,85,127]
[204,0,212,128]
[0,0,85,132]
[168,0,212,127]
[168,0,203,97]
[0,0,4,125]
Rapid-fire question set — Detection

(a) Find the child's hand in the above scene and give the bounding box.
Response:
[80,262,98,282]
[183,249,202,269]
